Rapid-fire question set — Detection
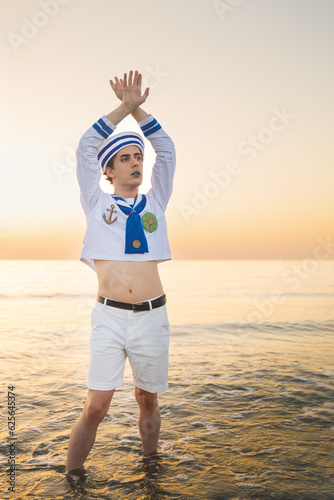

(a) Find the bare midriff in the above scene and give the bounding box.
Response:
[93,259,164,303]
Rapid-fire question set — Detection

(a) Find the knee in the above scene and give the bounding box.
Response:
[135,388,157,411]
[83,400,109,425]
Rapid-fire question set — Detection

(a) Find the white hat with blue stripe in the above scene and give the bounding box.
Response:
[97,131,145,172]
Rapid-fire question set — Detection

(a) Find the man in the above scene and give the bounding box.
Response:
[65,70,176,481]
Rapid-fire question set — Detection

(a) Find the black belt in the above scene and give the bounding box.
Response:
[97,293,166,313]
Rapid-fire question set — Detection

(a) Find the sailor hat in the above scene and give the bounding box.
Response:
[97,131,145,172]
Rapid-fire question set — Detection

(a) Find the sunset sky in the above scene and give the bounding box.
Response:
[1,0,333,260]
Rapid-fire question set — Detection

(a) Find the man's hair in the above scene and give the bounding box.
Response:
[103,157,114,185]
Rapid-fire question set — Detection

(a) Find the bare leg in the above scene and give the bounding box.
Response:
[66,389,114,472]
[135,387,161,456]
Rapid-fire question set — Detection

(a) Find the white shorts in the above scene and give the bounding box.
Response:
[87,294,170,393]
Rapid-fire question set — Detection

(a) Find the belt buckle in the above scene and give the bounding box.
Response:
[132,302,141,313]
[132,301,149,313]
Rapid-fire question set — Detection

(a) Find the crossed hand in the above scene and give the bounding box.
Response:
[110,70,149,110]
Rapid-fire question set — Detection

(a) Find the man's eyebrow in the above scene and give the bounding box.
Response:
[119,152,142,158]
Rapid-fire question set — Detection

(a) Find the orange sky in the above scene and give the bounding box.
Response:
[1,0,333,260]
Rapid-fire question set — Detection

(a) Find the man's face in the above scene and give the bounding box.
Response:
[106,145,143,188]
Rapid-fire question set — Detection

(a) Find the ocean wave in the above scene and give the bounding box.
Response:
[171,319,334,333]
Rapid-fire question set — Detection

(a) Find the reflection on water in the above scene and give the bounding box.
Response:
[0,260,333,499]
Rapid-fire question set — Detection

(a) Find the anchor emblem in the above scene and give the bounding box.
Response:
[103,204,117,224]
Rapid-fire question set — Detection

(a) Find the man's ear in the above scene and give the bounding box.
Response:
[105,166,115,180]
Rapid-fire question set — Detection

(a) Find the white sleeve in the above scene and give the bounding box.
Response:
[76,116,116,214]
[139,115,176,211]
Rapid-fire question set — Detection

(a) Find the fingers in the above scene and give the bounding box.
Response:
[112,70,145,90]
[133,70,141,86]
[122,70,140,87]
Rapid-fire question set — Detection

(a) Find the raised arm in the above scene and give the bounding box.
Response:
[76,70,149,214]
[140,116,176,211]
[110,74,176,210]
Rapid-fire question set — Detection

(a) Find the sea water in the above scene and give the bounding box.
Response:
[0,260,333,499]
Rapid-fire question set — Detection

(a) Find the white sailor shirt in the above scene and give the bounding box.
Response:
[76,114,176,272]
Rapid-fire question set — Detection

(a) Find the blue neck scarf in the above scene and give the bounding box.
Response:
[113,194,148,254]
